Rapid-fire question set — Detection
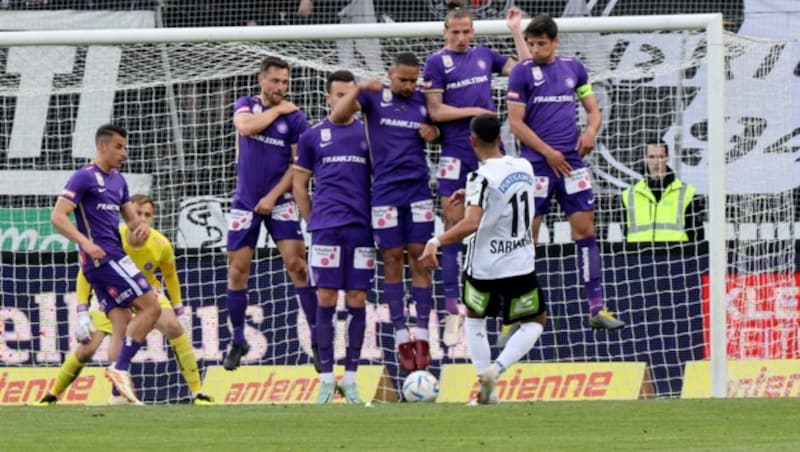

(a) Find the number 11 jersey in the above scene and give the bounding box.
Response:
[463,155,536,280]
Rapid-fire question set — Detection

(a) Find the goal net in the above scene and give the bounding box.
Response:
[0,16,796,403]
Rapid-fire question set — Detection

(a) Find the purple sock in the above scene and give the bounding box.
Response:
[576,236,604,316]
[114,336,144,371]
[445,297,459,315]
[112,387,120,396]
[345,306,365,372]
[297,286,318,346]
[315,305,336,373]
[413,287,433,329]
[441,242,461,302]
[226,288,248,346]
[384,283,406,332]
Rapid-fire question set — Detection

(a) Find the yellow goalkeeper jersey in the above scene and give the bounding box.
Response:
[76,225,182,308]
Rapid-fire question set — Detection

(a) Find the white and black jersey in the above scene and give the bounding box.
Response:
[463,156,536,280]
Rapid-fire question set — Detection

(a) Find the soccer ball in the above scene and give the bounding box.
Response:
[402,370,439,402]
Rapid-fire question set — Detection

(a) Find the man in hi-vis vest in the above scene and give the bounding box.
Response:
[622,142,704,242]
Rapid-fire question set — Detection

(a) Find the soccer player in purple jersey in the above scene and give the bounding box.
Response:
[423,7,530,344]
[293,70,373,404]
[223,56,320,371]
[507,15,624,330]
[330,52,439,373]
[50,124,161,404]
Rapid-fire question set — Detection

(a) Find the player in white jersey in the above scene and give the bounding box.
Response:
[420,114,546,404]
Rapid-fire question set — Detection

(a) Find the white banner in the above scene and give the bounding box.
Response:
[588,0,799,194]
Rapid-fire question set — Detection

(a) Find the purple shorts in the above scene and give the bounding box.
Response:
[84,255,152,314]
[372,182,434,249]
[436,153,478,197]
[309,224,375,290]
[372,199,435,249]
[532,162,595,216]
[227,198,303,251]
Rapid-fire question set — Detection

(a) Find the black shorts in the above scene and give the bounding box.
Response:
[462,270,546,324]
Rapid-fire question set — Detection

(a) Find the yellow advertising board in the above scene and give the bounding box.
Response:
[203,365,384,404]
[682,360,800,398]
[437,362,647,403]
[0,367,112,405]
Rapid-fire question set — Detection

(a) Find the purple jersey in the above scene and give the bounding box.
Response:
[507,57,589,165]
[358,86,430,204]
[294,118,371,232]
[60,163,129,271]
[233,96,309,209]
[423,46,508,160]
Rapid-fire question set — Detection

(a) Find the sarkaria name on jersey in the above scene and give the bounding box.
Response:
[489,235,533,254]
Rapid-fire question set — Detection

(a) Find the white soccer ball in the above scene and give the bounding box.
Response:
[402,370,439,402]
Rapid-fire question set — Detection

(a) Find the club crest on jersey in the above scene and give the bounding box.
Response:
[442,54,453,68]
[565,77,576,89]
[94,172,105,187]
[321,128,331,142]
[477,59,487,70]
[252,103,263,114]
[276,120,288,134]
[382,88,393,103]
[532,66,543,81]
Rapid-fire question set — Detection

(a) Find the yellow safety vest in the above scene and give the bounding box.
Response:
[622,178,696,242]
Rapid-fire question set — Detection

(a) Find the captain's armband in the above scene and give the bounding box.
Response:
[576,84,594,99]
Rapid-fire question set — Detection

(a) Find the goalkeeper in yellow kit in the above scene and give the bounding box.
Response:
[37,194,213,405]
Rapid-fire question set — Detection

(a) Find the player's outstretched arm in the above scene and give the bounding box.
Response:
[254,146,297,215]
[503,7,530,75]
[576,93,601,157]
[234,101,298,137]
[424,91,494,123]
[330,80,380,124]
[292,168,312,223]
[507,102,572,177]
[74,269,96,344]
[51,198,105,260]
[160,255,183,308]
[420,205,483,270]
[121,201,149,243]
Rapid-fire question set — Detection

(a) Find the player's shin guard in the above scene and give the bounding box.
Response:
[413,287,433,340]
[115,336,144,371]
[315,305,336,373]
[495,322,544,374]
[384,283,407,337]
[464,317,490,374]
[441,243,461,314]
[169,333,202,394]
[345,306,365,372]
[52,352,86,397]
[296,287,318,346]
[226,288,248,346]
[576,235,604,316]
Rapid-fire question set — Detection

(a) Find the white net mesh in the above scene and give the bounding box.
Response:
[0,19,796,403]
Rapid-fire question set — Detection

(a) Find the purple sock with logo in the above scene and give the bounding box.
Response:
[413,287,433,329]
[114,336,144,371]
[442,242,461,314]
[226,288,248,346]
[576,235,604,316]
[384,283,406,332]
[297,286,318,346]
[315,305,336,373]
[345,306,365,372]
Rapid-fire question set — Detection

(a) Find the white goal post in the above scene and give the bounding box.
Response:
[0,14,731,400]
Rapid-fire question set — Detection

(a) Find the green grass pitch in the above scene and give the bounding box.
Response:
[5,399,798,451]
